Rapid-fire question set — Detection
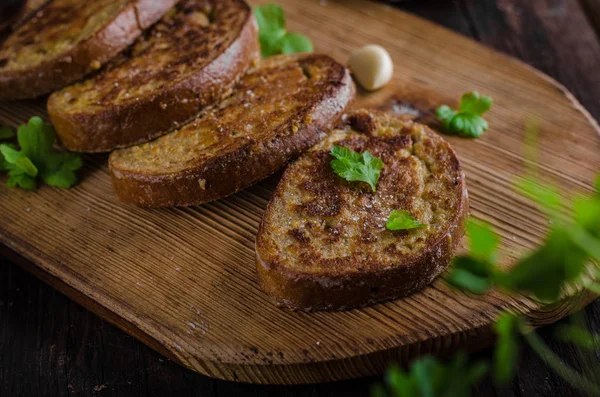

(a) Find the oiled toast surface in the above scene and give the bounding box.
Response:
[256,110,468,311]
[109,53,355,207]
[48,0,259,153]
[0,0,176,99]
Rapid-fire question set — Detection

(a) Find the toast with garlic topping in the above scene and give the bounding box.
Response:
[256,109,468,311]
[109,53,355,207]
[48,0,259,153]
[0,0,177,99]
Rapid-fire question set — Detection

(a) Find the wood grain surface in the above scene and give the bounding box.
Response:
[1,0,599,386]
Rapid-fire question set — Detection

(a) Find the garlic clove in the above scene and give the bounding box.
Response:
[348,44,393,91]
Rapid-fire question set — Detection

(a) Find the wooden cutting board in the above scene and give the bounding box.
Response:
[1,0,599,385]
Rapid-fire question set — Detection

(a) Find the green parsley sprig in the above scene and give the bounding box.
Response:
[0,117,83,190]
[447,175,600,302]
[372,353,488,397]
[386,209,426,231]
[373,121,600,396]
[436,92,492,138]
[254,4,313,58]
[330,145,383,192]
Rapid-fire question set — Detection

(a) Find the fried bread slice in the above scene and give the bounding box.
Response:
[0,0,177,99]
[48,0,259,152]
[256,109,468,311]
[109,53,355,207]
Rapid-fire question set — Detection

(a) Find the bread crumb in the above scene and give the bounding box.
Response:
[198,179,206,190]
[90,60,101,70]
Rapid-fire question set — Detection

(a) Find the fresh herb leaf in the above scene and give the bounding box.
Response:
[42,151,83,188]
[386,209,426,231]
[330,145,383,192]
[0,126,15,140]
[258,31,285,57]
[280,32,313,54]
[254,3,286,33]
[447,256,494,294]
[0,117,83,190]
[514,177,563,217]
[503,226,589,302]
[524,328,600,396]
[493,313,521,384]
[372,354,487,397]
[467,219,499,263]
[555,324,600,351]
[0,144,38,177]
[254,4,313,58]
[436,92,492,138]
[460,92,493,115]
[6,168,37,190]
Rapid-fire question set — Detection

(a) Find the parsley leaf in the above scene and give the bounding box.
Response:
[494,313,522,384]
[514,177,563,217]
[254,4,313,58]
[330,145,383,192]
[446,220,498,294]
[555,324,600,351]
[436,92,492,138]
[467,219,499,263]
[386,209,426,230]
[447,256,494,294]
[280,32,313,54]
[373,354,487,397]
[0,117,83,190]
[0,126,15,140]
[503,226,589,302]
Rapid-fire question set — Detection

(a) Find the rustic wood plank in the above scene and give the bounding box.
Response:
[458,0,600,121]
[1,0,600,390]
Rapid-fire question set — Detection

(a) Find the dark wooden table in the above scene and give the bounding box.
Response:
[2,0,600,396]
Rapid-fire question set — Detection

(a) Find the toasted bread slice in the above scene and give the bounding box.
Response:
[256,110,468,311]
[0,0,177,99]
[109,54,355,207]
[47,0,259,153]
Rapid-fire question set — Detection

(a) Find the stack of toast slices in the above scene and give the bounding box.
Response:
[0,0,468,311]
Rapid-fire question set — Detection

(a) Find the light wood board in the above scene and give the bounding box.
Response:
[0,0,599,385]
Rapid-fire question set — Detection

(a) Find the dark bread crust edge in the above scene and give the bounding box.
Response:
[108,56,356,207]
[255,125,469,311]
[48,1,260,153]
[0,0,178,99]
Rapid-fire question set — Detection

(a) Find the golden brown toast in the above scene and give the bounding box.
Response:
[0,0,177,99]
[256,110,468,311]
[47,0,259,153]
[109,53,355,207]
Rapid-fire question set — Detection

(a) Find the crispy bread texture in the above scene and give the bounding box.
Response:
[48,0,259,153]
[256,110,469,311]
[0,0,177,99]
[109,54,355,207]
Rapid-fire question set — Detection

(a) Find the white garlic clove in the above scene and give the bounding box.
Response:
[348,44,393,91]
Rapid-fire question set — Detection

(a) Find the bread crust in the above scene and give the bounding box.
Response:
[47,0,259,153]
[255,110,469,311]
[0,0,177,99]
[108,54,356,207]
